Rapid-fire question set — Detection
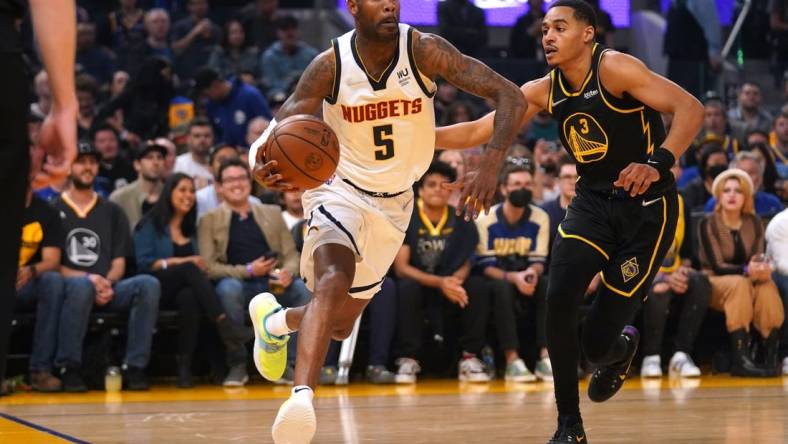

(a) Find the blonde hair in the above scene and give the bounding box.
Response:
[712,170,755,215]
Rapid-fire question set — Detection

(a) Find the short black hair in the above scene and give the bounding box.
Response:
[277,15,299,30]
[557,156,576,172]
[90,121,119,141]
[217,158,250,183]
[548,0,598,30]
[745,128,769,141]
[188,117,213,133]
[698,142,726,178]
[419,160,457,187]
[209,143,239,166]
[499,163,533,186]
[193,66,221,93]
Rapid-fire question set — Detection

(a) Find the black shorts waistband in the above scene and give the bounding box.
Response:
[580,184,675,201]
[342,179,409,198]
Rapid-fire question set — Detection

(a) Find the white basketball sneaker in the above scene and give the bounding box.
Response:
[668,351,701,378]
[272,388,316,444]
[640,355,662,378]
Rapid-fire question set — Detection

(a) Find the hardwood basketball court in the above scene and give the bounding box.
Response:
[1,376,786,443]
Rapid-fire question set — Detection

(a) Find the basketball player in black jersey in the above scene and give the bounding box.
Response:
[0,0,77,394]
[436,1,703,441]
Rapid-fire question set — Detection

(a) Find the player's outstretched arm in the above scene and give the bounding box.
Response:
[249,49,335,189]
[436,76,551,150]
[603,52,704,196]
[414,31,526,220]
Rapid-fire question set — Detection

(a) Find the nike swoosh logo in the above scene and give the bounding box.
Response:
[294,387,311,393]
[642,197,661,207]
[553,98,568,106]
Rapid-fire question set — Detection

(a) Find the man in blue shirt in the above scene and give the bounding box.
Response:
[260,15,318,96]
[195,67,272,146]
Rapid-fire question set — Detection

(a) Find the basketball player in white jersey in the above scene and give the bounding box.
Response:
[247,1,525,442]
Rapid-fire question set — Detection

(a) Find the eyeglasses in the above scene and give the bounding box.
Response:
[221,174,250,185]
[559,174,578,180]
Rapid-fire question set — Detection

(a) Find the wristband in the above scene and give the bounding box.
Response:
[248,118,278,170]
[246,263,254,277]
[646,147,676,182]
[161,259,168,270]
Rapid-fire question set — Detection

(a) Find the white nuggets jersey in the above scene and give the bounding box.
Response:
[323,23,436,193]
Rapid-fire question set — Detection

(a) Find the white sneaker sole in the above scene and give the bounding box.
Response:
[248,292,279,380]
[640,371,663,378]
[459,373,491,383]
[395,374,416,384]
[535,371,554,382]
[505,374,537,383]
[222,375,249,387]
[272,397,316,444]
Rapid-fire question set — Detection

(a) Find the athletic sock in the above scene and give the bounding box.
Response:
[292,385,314,403]
[265,308,294,337]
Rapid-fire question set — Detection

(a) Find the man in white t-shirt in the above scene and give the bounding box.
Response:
[174,117,214,190]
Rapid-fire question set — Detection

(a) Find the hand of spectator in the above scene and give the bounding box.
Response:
[196,19,212,38]
[510,271,536,297]
[251,257,278,277]
[15,266,33,291]
[747,258,772,282]
[89,274,114,306]
[187,255,207,272]
[667,267,690,294]
[440,276,468,308]
[614,162,660,197]
[272,268,294,289]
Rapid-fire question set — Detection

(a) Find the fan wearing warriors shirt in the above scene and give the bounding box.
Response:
[246,0,526,442]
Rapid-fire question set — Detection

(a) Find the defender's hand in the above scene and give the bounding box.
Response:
[34,104,78,189]
[614,162,659,197]
[448,150,504,220]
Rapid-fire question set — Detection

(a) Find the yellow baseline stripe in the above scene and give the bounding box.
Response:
[0,417,68,443]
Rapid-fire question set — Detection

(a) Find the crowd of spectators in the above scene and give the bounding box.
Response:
[8,0,788,393]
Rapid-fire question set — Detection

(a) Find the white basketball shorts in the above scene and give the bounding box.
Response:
[300,175,413,299]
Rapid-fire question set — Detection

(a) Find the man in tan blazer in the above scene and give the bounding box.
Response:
[198,158,310,386]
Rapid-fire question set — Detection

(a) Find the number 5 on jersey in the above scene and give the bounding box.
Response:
[373,124,395,160]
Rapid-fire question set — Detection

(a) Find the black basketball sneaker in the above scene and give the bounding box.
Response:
[588,325,639,403]
[548,415,588,443]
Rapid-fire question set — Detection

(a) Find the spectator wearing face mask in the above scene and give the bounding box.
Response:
[475,164,552,383]
[682,142,729,212]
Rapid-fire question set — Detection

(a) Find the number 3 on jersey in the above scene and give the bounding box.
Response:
[373,124,395,160]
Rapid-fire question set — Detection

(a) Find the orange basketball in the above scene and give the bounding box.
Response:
[263,115,339,190]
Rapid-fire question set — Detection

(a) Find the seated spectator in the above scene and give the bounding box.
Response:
[745,132,782,197]
[14,188,66,392]
[96,56,175,142]
[54,143,160,391]
[770,111,788,177]
[392,161,491,383]
[682,142,728,212]
[208,19,260,79]
[31,70,51,118]
[476,164,552,382]
[174,118,215,190]
[704,151,784,217]
[92,123,136,195]
[134,173,251,387]
[171,0,221,81]
[75,74,98,139]
[641,163,711,378]
[198,159,310,385]
[541,158,577,255]
[260,15,318,96]
[281,190,304,230]
[509,0,545,60]
[194,67,272,146]
[437,0,487,57]
[727,81,773,139]
[698,168,784,376]
[76,21,116,86]
[141,8,174,64]
[196,144,261,218]
[107,0,146,72]
[110,140,167,231]
[765,209,788,375]
[698,97,742,161]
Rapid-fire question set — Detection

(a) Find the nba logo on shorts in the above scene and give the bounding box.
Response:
[621,257,639,283]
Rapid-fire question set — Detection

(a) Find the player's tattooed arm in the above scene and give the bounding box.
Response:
[414,31,526,220]
[276,49,337,119]
[415,31,526,154]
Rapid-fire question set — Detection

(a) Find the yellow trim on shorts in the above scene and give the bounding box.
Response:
[557,224,610,260]
[599,197,668,298]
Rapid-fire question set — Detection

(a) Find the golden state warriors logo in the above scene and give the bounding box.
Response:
[621,257,639,283]
[562,113,609,163]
